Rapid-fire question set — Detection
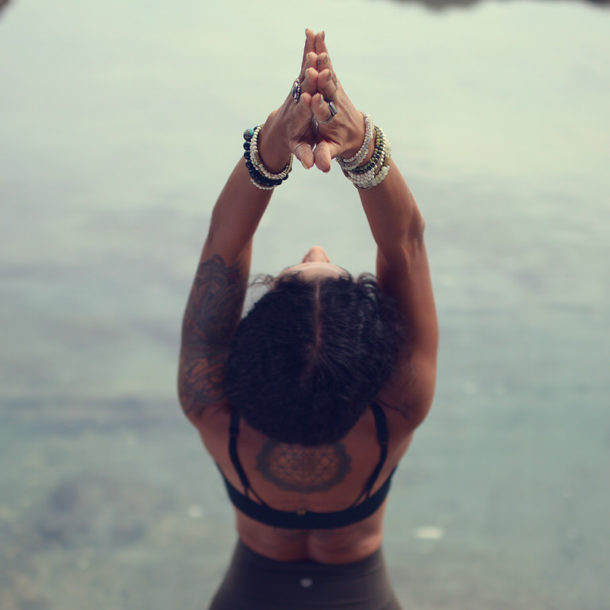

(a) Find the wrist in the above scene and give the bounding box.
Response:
[258,120,292,173]
[342,113,367,160]
[243,125,293,190]
[350,132,375,166]
[337,113,374,170]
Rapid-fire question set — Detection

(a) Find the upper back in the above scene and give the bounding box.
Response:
[195,400,416,562]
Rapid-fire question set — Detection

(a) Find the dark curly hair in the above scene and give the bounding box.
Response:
[225,273,405,446]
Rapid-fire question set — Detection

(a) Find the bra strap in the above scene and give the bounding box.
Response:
[228,406,268,506]
[229,406,252,494]
[353,401,389,504]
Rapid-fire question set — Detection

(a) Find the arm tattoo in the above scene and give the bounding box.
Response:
[256,440,351,493]
[179,255,246,418]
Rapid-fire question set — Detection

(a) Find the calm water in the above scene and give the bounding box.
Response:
[1,0,609,608]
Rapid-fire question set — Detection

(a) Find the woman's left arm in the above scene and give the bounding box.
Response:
[178,31,320,426]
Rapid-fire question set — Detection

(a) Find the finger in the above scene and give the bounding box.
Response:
[292,90,314,127]
[301,66,318,96]
[311,92,334,124]
[294,142,314,169]
[316,53,334,78]
[291,92,315,169]
[298,91,313,114]
[313,140,340,173]
[300,29,315,74]
[318,68,338,102]
[300,51,317,82]
[314,31,328,55]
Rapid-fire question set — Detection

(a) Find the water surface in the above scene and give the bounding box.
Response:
[1,1,609,608]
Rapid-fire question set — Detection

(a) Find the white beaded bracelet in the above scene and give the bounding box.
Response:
[336,113,374,171]
[248,176,276,190]
[348,131,388,185]
[250,126,293,181]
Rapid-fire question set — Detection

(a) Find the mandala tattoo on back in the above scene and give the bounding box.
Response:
[256,440,352,493]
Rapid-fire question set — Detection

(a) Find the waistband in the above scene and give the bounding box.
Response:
[235,539,386,575]
[209,539,400,610]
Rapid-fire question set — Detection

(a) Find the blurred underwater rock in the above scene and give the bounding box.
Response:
[34,473,171,550]
[0,549,51,610]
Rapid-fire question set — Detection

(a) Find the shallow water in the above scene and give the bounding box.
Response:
[1,0,609,608]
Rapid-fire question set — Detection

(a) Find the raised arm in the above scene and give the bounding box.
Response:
[360,161,438,427]
[311,36,438,427]
[178,31,321,426]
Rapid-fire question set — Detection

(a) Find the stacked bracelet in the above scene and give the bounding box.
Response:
[243,126,292,190]
[349,127,383,176]
[341,122,392,190]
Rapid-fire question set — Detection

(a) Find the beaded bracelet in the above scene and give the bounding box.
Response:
[349,127,383,176]
[349,130,389,185]
[342,123,392,190]
[352,155,391,190]
[250,127,293,181]
[350,145,391,189]
[243,126,292,190]
[336,113,373,171]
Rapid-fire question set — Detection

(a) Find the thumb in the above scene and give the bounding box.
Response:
[313,140,338,173]
[294,143,314,169]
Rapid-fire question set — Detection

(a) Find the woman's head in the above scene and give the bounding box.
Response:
[278,245,348,281]
[225,257,405,446]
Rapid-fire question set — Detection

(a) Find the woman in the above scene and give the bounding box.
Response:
[178,30,438,610]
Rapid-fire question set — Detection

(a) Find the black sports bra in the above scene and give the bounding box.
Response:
[218,401,397,530]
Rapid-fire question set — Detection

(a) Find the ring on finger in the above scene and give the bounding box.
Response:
[318,100,338,124]
[291,79,302,104]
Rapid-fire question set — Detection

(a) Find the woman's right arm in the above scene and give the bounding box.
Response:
[311,36,438,427]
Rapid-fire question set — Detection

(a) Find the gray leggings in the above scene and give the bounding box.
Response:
[208,540,402,610]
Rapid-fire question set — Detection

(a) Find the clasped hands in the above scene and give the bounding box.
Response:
[257,30,367,174]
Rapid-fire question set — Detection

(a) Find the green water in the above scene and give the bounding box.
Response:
[1,0,609,608]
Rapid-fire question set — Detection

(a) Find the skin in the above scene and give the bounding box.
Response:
[178,30,438,564]
[279,245,348,280]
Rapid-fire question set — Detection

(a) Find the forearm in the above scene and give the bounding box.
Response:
[202,157,274,265]
[359,160,437,359]
[202,106,302,262]
[359,159,425,260]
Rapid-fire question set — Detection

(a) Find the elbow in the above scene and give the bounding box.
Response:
[177,357,190,415]
[177,369,200,424]
[409,209,426,242]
